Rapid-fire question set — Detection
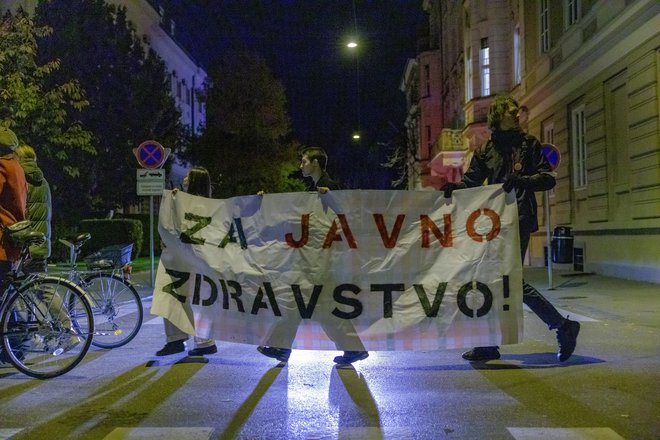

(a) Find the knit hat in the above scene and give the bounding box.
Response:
[0,127,19,151]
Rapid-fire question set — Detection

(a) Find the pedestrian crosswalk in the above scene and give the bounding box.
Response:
[0,426,627,439]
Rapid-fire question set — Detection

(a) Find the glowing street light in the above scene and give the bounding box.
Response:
[347,41,358,48]
[352,132,361,141]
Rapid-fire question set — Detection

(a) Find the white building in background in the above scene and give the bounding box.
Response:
[3,0,207,185]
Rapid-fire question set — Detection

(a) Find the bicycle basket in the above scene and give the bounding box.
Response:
[84,243,133,268]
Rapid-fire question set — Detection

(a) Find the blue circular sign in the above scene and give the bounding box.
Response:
[541,143,561,171]
[136,140,165,169]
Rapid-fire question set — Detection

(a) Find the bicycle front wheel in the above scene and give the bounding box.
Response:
[82,273,143,348]
[0,277,93,379]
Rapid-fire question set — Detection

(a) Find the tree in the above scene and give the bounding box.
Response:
[185,48,303,198]
[0,8,95,222]
[33,0,183,217]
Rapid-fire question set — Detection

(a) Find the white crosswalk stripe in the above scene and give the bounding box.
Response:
[102,427,214,439]
[508,427,625,439]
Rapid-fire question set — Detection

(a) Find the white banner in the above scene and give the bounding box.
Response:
[151,186,523,351]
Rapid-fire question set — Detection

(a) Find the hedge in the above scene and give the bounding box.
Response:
[78,219,143,260]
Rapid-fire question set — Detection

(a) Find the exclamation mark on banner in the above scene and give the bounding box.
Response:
[502,275,510,311]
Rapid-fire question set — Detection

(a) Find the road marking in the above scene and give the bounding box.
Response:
[103,427,214,439]
[0,429,23,439]
[306,427,413,438]
[508,427,624,439]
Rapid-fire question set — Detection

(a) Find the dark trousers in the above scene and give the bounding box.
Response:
[519,231,565,330]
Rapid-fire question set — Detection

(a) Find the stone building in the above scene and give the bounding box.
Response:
[404,0,660,282]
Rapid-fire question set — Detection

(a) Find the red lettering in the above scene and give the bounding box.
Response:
[323,214,357,249]
[466,208,501,242]
[285,214,309,248]
[420,214,453,248]
[373,214,405,248]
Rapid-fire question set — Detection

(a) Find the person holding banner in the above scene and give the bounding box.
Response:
[442,95,580,363]
[257,147,370,365]
[156,166,218,357]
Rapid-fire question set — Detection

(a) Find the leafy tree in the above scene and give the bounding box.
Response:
[185,49,303,198]
[0,8,95,222]
[33,0,183,217]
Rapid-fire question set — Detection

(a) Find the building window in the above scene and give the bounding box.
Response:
[540,0,550,53]
[542,120,554,145]
[571,106,587,189]
[424,64,430,97]
[480,38,490,97]
[513,25,522,85]
[566,0,580,27]
[465,47,473,101]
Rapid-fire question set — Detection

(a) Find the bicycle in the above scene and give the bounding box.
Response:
[56,234,143,349]
[0,228,94,379]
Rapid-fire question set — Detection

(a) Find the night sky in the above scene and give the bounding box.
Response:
[163,0,425,187]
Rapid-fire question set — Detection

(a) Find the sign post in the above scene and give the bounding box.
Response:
[134,140,169,287]
[542,143,561,290]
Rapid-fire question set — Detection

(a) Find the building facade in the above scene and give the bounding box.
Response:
[406,0,660,282]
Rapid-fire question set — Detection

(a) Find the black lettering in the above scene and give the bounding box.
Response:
[219,219,248,249]
[192,274,218,306]
[457,281,493,318]
[162,268,189,303]
[332,283,362,319]
[180,212,211,245]
[250,282,282,316]
[371,283,405,318]
[225,280,245,312]
[413,283,447,317]
[291,284,322,319]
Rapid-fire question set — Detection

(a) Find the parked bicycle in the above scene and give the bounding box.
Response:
[56,234,143,349]
[0,225,94,379]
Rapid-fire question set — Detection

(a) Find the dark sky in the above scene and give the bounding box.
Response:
[162,0,425,188]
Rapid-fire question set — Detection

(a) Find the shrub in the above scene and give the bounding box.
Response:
[78,219,143,260]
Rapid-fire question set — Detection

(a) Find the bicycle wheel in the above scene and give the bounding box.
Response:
[81,273,143,348]
[0,277,93,379]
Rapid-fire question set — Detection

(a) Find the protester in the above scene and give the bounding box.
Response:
[15,144,51,273]
[442,95,580,362]
[257,147,370,365]
[156,166,218,357]
[0,127,27,285]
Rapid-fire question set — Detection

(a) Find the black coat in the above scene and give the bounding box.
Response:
[305,171,341,191]
[462,131,555,233]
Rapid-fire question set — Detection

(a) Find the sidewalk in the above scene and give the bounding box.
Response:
[523,266,658,327]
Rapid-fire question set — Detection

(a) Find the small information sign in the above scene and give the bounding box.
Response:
[136,169,165,196]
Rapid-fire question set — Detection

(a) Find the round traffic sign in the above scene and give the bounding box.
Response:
[541,143,561,171]
[136,140,165,169]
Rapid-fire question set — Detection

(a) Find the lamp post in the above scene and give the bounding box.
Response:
[346,39,360,143]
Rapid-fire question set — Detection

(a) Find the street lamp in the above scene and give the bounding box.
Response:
[347,41,358,48]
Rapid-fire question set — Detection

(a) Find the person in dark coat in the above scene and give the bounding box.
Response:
[15,144,51,273]
[442,95,580,363]
[0,127,27,284]
[257,147,370,365]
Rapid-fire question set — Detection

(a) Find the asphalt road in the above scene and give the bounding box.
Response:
[1,267,658,440]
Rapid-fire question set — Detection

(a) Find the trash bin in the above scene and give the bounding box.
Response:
[551,226,573,263]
